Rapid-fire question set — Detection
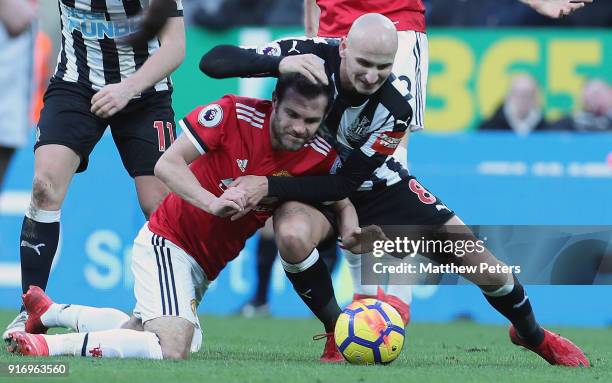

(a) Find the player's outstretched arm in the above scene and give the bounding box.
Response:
[90,12,186,118]
[154,134,245,217]
[520,0,593,18]
[201,39,328,84]
[200,45,284,79]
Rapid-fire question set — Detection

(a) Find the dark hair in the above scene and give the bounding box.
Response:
[274,73,333,110]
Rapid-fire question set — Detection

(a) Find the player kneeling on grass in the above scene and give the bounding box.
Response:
[6,73,382,360]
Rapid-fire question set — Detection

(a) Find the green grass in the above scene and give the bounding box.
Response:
[0,310,610,383]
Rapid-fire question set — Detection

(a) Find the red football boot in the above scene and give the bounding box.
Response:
[7,331,49,356]
[313,332,344,363]
[3,311,27,349]
[509,325,590,367]
[354,287,411,326]
[22,285,54,334]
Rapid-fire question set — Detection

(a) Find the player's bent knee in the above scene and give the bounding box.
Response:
[161,345,189,360]
[31,175,61,209]
[159,335,190,360]
[144,316,194,360]
[275,220,311,245]
[274,203,331,263]
[275,221,315,260]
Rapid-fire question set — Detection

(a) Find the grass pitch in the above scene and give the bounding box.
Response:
[0,310,610,383]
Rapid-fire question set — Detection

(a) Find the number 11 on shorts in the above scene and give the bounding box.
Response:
[153,121,175,152]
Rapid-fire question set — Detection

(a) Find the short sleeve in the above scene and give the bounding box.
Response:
[178,96,234,154]
[359,110,408,158]
[169,0,183,16]
[361,129,406,157]
[360,77,413,158]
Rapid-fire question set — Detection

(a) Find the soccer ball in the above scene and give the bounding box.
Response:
[335,298,405,365]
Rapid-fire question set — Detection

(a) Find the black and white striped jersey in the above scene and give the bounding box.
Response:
[54,0,183,94]
[246,37,415,191]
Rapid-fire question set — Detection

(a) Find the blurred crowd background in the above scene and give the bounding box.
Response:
[32,0,611,136]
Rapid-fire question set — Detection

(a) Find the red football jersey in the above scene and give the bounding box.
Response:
[148,95,337,280]
[316,0,426,37]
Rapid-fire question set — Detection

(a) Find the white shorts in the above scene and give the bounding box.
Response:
[131,224,210,353]
[393,31,428,131]
[0,26,35,148]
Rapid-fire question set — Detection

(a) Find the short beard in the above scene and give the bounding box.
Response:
[270,115,282,150]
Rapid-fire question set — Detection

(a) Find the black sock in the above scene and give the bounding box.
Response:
[253,237,277,305]
[20,215,60,297]
[283,250,342,333]
[483,274,544,346]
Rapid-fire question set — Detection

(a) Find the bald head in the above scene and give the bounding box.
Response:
[582,79,611,116]
[506,74,541,120]
[339,13,398,95]
[509,74,538,95]
[346,13,398,55]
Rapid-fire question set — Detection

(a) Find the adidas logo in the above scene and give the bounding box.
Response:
[237,159,248,173]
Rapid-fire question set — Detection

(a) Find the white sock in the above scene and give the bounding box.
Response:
[385,285,413,305]
[280,248,320,273]
[25,206,61,222]
[482,273,515,297]
[343,249,413,304]
[43,329,162,359]
[342,249,378,296]
[41,304,129,332]
[382,252,413,304]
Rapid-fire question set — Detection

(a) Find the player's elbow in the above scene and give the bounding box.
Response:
[153,161,163,181]
[199,46,231,78]
[173,46,186,71]
[163,43,185,73]
[153,157,170,184]
[174,39,186,64]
